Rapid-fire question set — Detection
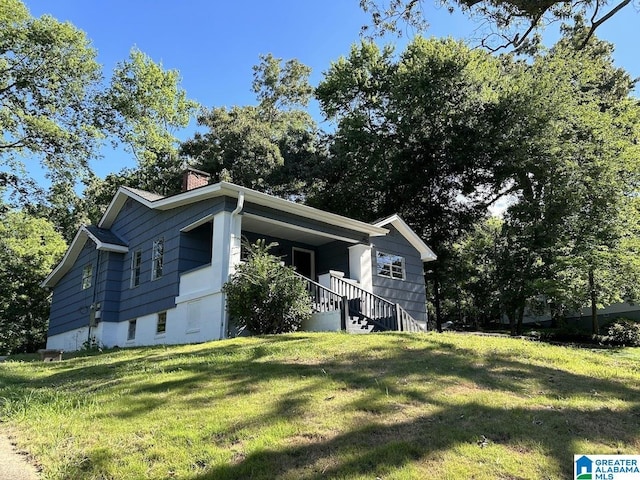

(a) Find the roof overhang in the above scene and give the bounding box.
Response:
[42,226,128,288]
[374,214,437,262]
[99,182,388,239]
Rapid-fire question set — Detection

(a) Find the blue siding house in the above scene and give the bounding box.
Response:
[43,172,436,351]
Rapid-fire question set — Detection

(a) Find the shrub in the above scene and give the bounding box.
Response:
[223,240,312,334]
[603,319,640,347]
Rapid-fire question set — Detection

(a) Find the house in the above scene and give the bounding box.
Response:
[42,170,437,351]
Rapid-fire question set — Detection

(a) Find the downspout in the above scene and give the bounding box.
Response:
[221,191,245,338]
[88,248,103,346]
[231,191,245,216]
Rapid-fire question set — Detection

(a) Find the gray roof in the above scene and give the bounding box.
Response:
[84,225,127,247]
[122,186,165,202]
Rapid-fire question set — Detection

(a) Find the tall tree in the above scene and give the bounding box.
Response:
[360,0,633,52]
[102,48,199,180]
[181,54,321,198]
[314,38,514,329]
[0,0,103,196]
[0,210,66,354]
[487,30,640,334]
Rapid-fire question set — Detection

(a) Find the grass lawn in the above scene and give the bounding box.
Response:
[1,332,639,479]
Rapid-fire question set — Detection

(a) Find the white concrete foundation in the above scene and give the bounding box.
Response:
[301,311,342,332]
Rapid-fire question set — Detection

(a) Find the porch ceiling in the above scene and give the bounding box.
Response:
[241,213,360,246]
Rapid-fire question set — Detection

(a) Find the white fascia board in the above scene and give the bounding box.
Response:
[83,229,129,253]
[99,187,164,228]
[100,181,388,237]
[374,214,438,262]
[42,226,129,288]
[217,183,388,237]
[41,228,89,287]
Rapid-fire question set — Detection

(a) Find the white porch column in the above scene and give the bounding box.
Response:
[228,211,242,276]
[348,244,373,293]
[211,210,234,339]
[211,210,233,292]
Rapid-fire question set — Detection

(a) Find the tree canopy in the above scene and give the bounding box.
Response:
[0,0,103,195]
[181,53,321,198]
[360,0,633,52]
[0,210,66,353]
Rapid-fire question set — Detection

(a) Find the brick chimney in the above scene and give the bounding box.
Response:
[182,168,211,191]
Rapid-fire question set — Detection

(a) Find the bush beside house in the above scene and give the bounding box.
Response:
[223,240,312,335]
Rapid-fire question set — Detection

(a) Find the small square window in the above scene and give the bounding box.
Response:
[152,238,164,280]
[127,319,137,341]
[130,249,142,288]
[376,251,405,280]
[82,264,93,290]
[156,312,167,334]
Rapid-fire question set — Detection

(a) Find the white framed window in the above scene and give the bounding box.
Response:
[130,249,142,288]
[81,264,93,290]
[127,319,137,340]
[156,312,167,334]
[151,238,164,280]
[376,251,405,280]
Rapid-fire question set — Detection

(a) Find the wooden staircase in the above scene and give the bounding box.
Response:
[296,272,426,333]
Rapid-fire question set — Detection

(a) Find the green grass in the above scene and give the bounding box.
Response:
[1,332,639,479]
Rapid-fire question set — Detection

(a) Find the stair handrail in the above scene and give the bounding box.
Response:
[330,272,426,332]
[294,272,348,330]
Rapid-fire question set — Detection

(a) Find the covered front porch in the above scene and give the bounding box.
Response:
[174,196,387,338]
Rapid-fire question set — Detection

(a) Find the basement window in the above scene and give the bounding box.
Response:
[156,312,167,334]
[376,251,405,280]
[127,319,137,341]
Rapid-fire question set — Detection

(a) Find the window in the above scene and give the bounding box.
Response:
[376,251,405,280]
[127,319,137,340]
[156,312,167,334]
[81,264,93,290]
[130,250,142,288]
[152,238,164,280]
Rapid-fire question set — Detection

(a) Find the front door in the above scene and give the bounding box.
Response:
[292,247,315,280]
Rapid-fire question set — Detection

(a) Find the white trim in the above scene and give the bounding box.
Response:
[375,250,406,280]
[374,214,437,262]
[98,182,388,238]
[42,226,129,287]
[348,244,373,292]
[292,246,316,280]
[84,229,128,253]
[180,214,214,232]
[243,213,361,244]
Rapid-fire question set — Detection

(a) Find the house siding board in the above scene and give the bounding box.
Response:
[108,196,230,323]
[100,252,124,323]
[370,225,427,322]
[178,222,212,272]
[317,241,350,277]
[48,242,98,336]
[243,204,368,243]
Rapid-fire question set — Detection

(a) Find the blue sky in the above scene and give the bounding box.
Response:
[22,0,640,180]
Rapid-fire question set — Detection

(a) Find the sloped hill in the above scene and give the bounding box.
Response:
[1,332,638,479]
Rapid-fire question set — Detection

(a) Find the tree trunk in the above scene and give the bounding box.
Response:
[516,304,525,336]
[589,268,599,335]
[433,271,442,332]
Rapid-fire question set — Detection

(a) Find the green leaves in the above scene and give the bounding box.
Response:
[0,211,66,354]
[0,0,102,193]
[223,240,312,335]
